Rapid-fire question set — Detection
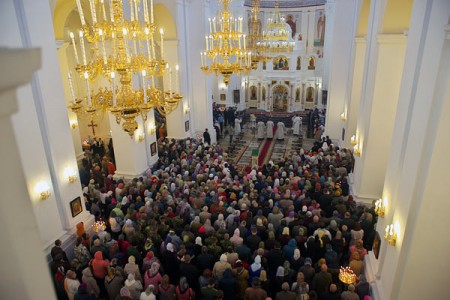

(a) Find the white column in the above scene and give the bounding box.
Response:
[365,1,450,299]
[0,48,57,300]
[323,0,359,140]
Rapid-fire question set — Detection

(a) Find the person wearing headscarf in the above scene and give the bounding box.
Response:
[144,262,162,293]
[232,260,249,300]
[143,251,160,273]
[175,277,195,300]
[290,249,304,272]
[139,285,156,300]
[105,267,123,300]
[248,255,263,285]
[125,273,143,300]
[212,254,232,280]
[283,239,298,261]
[74,282,95,300]
[118,287,133,300]
[74,237,91,267]
[124,256,142,282]
[64,270,80,300]
[230,228,243,248]
[162,243,179,285]
[81,267,100,299]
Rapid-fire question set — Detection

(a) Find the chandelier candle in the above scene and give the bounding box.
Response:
[79,31,87,66]
[75,0,86,26]
[89,0,97,24]
[68,72,76,104]
[69,32,79,65]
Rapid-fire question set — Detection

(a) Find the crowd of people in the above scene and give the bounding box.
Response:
[51,133,372,300]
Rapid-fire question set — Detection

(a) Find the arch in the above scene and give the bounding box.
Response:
[295,87,301,102]
[154,3,177,39]
[250,85,257,100]
[308,56,316,70]
[273,55,289,70]
[53,0,77,40]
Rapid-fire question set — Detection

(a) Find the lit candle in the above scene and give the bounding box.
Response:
[142,70,147,103]
[243,34,246,49]
[99,29,107,65]
[111,71,116,106]
[143,0,149,23]
[68,72,76,104]
[219,36,222,49]
[213,18,216,33]
[84,72,91,106]
[109,0,115,22]
[239,17,243,32]
[89,0,97,24]
[169,67,172,93]
[209,35,213,51]
[133,33,138,55]
[160,28,164,59]
[238,35,241,48]
[134,0,139,22]
[76,0,86,26]
[209,18,212,33]
[150,0,154,23]
[200,52,204,66]
[79,30,87,65]
[175,65,179,93]
[151,75,155,87]
[205,36,209,51]
[145,28,152,60]
[70,32,79,65]
[100,0,107,20]
[130,0,135,21]
[151,35,156,59]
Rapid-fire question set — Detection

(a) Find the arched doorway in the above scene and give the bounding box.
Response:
[272,85,289,111]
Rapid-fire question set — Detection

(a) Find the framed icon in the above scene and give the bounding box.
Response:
[373,231,381,259]
[70,197,83,218]
[185,120,190,132]
[150,142,157,156]
[220,93,226,101]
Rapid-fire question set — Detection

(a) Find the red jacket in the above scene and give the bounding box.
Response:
[91,251,110,280]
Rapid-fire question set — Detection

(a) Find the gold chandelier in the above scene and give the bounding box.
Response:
[200,0,252,85]
[247,0,268,68]
[257,0,295,56]
[68,0,182,137]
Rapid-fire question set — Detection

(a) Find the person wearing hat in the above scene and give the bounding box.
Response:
[244,277,267,300]
[232,260,249,299]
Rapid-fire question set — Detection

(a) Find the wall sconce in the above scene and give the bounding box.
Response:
[353,144,361,157]
[184,106,190,114]
[64,167,78,183]
[148,124,156,135]
[135,130,145,142]
[340,112,347,121]
[374,198,386,217]
[350,135,357,146]
[69,119,78,129]
[384,223,397,246]
[36,181,51,200]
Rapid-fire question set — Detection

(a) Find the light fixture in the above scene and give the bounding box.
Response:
[148,123,156,134]
[339,266,356,285]
[93,221,107,233]
[69,119,78,129]
[184,105,190,114]
[353,144,361,157]
[374,198,386,217]
[384,223,397,246]
[257,1,295,57]
[135,130,145,142]
[247,0,268,67]
[201,0,252,85]
[340,112,347,121]
[350,135,357,146]
[64,167,78,183]
[68,0,182,137]
[36,181,51,200]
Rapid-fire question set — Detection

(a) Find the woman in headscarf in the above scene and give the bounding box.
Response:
[214,213,226,231]
[104,267,123,300]
[162,243,179,285]
[258,270,270,297]
[274,266,285,295]
[159,275,176,300]
[175,277,195,300]
[125,273,143,300]
[140,285,156,300]
[248,255,263,285]
[143,251,160,273]
[64,270,80,300]
[283,260,296,285]
[230,228,243,248]
[290,248,305,272]
[291,271,309,298]
[212,254,232,280]
[193,236,203,257]
[122,219,136,243]
[73,237,91,267]
[144,262,162,293]
[232,260,249,300]
[124,256,141,282]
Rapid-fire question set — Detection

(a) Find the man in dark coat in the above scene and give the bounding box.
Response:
[312,264,333,296]
[203,128,211,145]
[179,254,200,295]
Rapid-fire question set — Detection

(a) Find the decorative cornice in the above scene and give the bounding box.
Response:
[376,34,407,45]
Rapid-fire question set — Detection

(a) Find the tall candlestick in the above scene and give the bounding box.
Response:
[84,72,91,106]
[68,72,76,104]
[89,0,97,24]
[175,65,179,94]
[151,35,156,59]
[160,28,164,59]
[142,70,147,103]
[99,29,107,65]
[145,29,152,60]
[209,18,212,33]
[243,34,246,49]
[130,0,135,21]
[151,75,155,87]
[111,72,116,106]
[133,33,138,55]
[100,0,107,20]
[134,0,139,22]
[79,31,87,65]
[205,36,209,51]
[109,0,115,22]
[213,18,216,33]
[70,32,79,65]
[169,68,172,93]
[76,0,86,26]
[150,0,154,23]
[143,0,149,23]
[200,52,204,66]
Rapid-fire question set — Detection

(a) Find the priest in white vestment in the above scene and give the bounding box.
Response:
[266,120,274,139]
[257,121,266,140]
[292,115,302,135]
[234,118,242,136]
[277,122,285,140]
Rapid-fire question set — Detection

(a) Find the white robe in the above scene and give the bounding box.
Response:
[234,119,242,135]
[277,122,285,140]
[292,116,302,135]
[266,121,274,138]
[257,122,266,139]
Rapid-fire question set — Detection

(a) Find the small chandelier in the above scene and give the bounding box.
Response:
[68,0,182,137]
[258,0,295,56]
[201,0,252,85]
